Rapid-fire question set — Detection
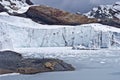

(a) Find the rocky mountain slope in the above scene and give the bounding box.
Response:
[0,0,98,25]
[25,5,98,25]
[85,2,120,27]
[0,0,119,27]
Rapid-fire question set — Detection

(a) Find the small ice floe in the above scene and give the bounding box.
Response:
[100,61,106,64]
[72,45,99,50]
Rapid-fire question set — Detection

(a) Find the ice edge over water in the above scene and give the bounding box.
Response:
[0,14,120,50]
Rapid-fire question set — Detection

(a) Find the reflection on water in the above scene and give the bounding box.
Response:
[110,72,120,75]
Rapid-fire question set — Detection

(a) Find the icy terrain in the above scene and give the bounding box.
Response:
[0,0,30,13]
[0,13,120,50]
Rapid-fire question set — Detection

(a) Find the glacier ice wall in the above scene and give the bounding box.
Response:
[0,15,120,49]
[0,23,13,50]
[0,23,120,49]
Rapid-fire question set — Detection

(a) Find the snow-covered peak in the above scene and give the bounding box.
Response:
[85,2,120,20]
[0,0,32,13]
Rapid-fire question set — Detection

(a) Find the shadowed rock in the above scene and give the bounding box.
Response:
[99,19,120,28]
[26,0,33,5]
[0,51,75,74]
[0,4,8,12]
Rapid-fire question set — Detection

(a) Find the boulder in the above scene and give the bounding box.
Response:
[26,5,98,25]
[0,51,75,74]
[0,51,23,70]
[44,62,56,70]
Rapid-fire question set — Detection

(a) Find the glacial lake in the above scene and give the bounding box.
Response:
[1,48,120,80]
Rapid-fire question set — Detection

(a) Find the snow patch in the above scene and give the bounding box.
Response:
[0,73,19,77]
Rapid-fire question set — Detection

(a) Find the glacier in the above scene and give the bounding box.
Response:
[0,13,120,50]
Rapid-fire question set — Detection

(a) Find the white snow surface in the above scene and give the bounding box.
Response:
[0,73,19,77]
[0,13,120,50]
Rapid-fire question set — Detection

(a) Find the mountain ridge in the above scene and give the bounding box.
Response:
[85,2,120,20]
[83,2,120,28]
[0,0,119,27]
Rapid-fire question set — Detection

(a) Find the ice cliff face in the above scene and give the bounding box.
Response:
[0,13,120,50]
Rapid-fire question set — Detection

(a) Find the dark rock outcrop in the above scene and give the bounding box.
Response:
[0,51,75,74]
[0,4,8,12]
[26,0,33,5]
[26,5,98,25]
[0,51,23,71]
[100,19,120,28]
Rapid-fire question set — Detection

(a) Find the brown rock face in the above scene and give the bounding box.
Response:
[0,69,13,74]
[26,5,98,25]
[44,62,57,70]
[16,67,40,74]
